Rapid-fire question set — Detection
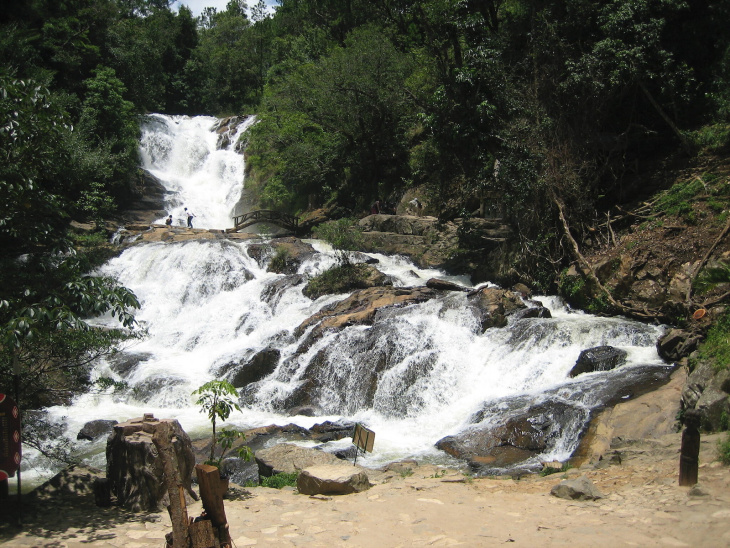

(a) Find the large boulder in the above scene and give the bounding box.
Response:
[297,464,372,495]
[255,443,340,477]
[466,287,526,331]
[569,346,628,378]
[77,419,118,441]
[106,415,196,512]
[681,360,730,430]
[302,264,393,300]
[436,401,583,472]
[247,237,317,274]
[657,328,702,362]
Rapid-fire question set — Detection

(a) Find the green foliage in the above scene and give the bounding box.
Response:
[687,124,730,153]
[719,433,730,465]
[260,472,298,489]
[654,178,706,218]
[312,218,364,266]
[268,246,291,273]
[539,463,572,477]
[694,311,730,372]
[694,261,730,295]
[205,428,254,468]
[192,380,242,462]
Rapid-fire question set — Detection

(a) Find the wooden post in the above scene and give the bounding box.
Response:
[152,422,190,548]
[195,464,231,546]
[679,410,701,486]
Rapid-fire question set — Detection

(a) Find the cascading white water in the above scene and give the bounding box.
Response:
[139,114,254,229]
[30,114,671,483]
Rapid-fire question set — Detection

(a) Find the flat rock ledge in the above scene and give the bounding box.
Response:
[297,464,372,496]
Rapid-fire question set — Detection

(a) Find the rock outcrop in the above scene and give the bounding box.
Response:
[106,415,196,512]
[357,214,514,284]
[295,285,438,339]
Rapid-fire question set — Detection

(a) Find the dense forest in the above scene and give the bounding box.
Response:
[2,0,730,429]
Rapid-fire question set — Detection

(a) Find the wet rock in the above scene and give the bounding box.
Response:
[106,415,196,512]
[77,419,118,441]
[261,275,305,307]
[255,443,340,477]
[332,446,359,460]
[550,476,604,500]
[426,278,470,292]
[308,421,355,442]
[509,306,552,320]
[220,457,259,486]
[436,401,582,472]
[287,405,322,417]
[297,464,371,495]
[296,286,437,338]
[108,352,153,377]
[569,346,628,378]
[228,348,281,388]
[466,287,526,331]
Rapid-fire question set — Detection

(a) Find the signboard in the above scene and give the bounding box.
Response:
[352,423,375,453]
[0,394,21,480]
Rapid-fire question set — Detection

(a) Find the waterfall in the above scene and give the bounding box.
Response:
[31,114,671,482]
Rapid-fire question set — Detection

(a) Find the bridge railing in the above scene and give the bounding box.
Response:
[230,210,299,232]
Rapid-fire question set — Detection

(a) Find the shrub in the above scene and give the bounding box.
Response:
[260,472,299,489]
[719,433,730,465]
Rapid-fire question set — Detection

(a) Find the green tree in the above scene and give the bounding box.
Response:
[192,380,242,463]
[0,75,140,444]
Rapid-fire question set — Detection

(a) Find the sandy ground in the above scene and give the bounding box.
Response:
[2,369,729,547]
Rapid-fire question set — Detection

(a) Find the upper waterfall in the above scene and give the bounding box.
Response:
[139,114,255,229]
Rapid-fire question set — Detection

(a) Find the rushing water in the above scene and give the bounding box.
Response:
[22,115,673,486]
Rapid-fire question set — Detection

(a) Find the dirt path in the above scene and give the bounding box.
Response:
[2,369,728,547]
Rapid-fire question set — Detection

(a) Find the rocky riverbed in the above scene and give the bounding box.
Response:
[2,369,728,547]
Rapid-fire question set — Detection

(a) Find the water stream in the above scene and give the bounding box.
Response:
[24,115,673,485]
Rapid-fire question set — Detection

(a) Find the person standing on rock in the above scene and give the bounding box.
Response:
[165,215,173,227]
[184,207,195,229]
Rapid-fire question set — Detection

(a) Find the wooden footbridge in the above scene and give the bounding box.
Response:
[226,210,299,234]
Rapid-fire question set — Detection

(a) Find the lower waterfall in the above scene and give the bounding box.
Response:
[25,114,673,484]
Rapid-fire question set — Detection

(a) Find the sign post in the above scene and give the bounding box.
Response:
[351,423,375,466]
[0,392,22,518]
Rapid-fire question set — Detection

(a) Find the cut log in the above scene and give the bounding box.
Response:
[195,464,231,546]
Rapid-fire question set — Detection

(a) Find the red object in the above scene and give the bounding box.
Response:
[0,394,21,479]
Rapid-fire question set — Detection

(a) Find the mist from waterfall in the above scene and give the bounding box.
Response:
[31,114,670,483]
